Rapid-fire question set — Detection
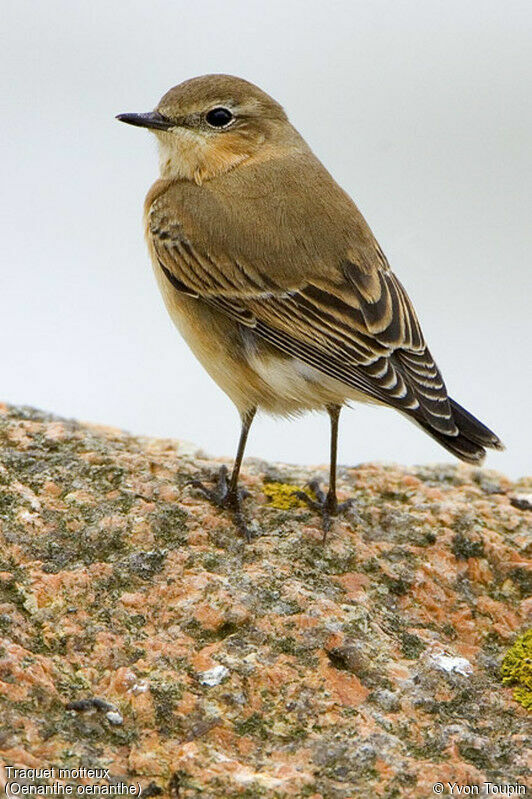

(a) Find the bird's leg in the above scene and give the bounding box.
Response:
[296,405,356,541]
[190,407,256,540]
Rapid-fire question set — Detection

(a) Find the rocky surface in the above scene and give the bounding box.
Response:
[0,404,530,798]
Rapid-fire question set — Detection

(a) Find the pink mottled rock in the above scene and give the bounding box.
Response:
[0,405,530,797]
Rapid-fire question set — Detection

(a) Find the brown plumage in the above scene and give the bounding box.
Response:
[117,74,503,536]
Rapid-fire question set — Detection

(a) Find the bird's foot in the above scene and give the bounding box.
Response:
[295,479,357,542]
[189,465,252,541]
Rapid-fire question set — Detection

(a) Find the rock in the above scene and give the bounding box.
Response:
[197,665,230,687]
[510,494,532,512]
[429,652,473,676]
[106,710,124,726]
[0,403,530,798]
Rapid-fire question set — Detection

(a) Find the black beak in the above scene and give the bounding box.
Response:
[115,111,175,131]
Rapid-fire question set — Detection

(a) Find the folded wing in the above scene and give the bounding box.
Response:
[150,205,458,437]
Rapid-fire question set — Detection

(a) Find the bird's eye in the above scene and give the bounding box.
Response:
[205,107,234,128]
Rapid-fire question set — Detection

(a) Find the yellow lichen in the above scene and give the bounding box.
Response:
[263,482,311,510]
[501,629,532,710]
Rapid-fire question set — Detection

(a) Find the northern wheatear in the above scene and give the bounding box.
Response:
[117,74,503,539]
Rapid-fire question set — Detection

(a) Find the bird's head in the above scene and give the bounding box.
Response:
[117,74,300,184]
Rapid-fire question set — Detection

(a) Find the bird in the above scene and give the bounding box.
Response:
[117,74,503,540]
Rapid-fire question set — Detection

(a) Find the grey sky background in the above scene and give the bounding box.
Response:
[2,0,530,477]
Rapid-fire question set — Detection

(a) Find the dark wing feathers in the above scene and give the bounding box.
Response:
[448,398,504,451]
[148,209,505,459]
[151,220,457,431]
[413,398,504,463]
[158,262,198,297]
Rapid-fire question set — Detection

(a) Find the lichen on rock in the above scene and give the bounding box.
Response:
[263,482,309,510]
[0,403,530,798]
[501,628,532,709]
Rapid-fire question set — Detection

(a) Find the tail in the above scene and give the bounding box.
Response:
[413,398,504,465]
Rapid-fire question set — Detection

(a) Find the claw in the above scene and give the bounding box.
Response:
[297,481,358,542]
[338,498,357,513]
[294,490,320,512]
[189,466,253,541]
